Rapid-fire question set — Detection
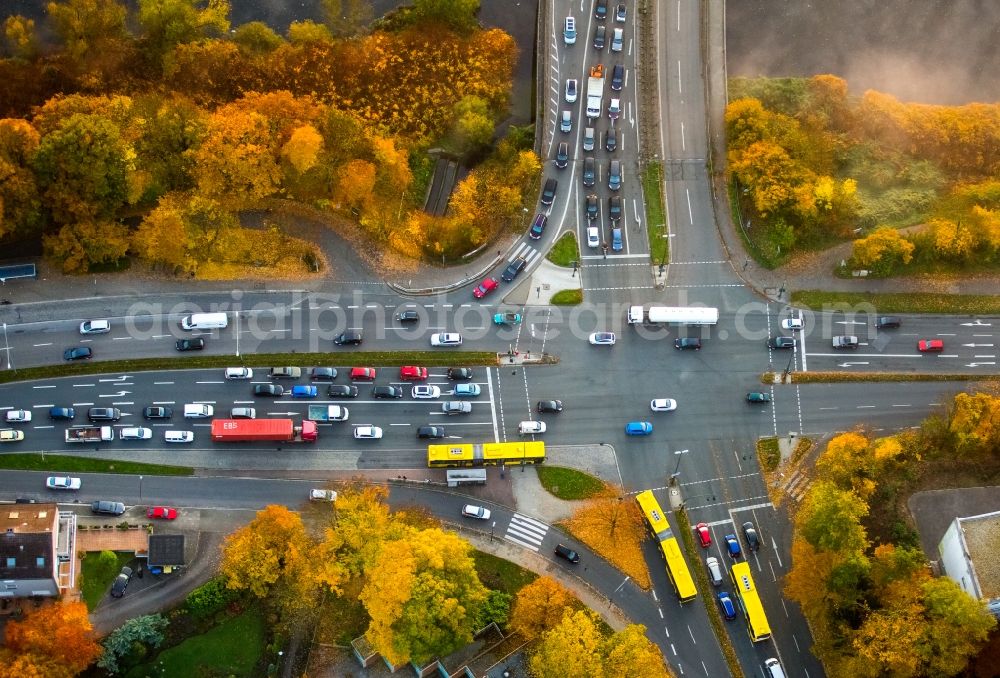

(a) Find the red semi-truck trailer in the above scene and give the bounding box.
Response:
[210,419,318,443]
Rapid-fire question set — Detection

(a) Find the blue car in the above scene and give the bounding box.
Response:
[49,407,75,420]
[724,534,742,559]
[493,312,522,326]
[454,383,481,398]
[611,227,623,251]
[718,592,737,620]
[291,385,318,399]
[625,421,653,436]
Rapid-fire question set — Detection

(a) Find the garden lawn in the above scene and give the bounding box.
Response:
[537,466,607,500]
[547,231,580,267]
[126,607,266,678]
[80,551,133,610]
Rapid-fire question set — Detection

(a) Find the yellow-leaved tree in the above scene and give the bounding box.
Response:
[509,576,576,638]
[528,609,606,678]
[282,124,324,174]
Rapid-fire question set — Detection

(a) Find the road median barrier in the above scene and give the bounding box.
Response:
[767,371,1000,384]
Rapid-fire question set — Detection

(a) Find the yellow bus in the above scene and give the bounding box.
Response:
[730,561,771,642]
[427,441,545,468]
[635,490,697,602]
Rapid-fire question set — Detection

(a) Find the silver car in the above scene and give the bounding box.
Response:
[442,401,472,415]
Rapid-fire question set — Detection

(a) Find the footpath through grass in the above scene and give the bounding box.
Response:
[536,465,607,500]
[0,351,499,385]
[792,290,1000,314]
[0,453,192,476]
[547,231,580,267]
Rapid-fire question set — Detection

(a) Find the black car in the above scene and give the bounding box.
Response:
[540,178,558,206]
[328,384,359,398]
[372,385,403,399]
[91,500,126,516]
[555,544,580,563]
[417,426,446,439]
[448,367,474,380]
[49,407,75,420]
[608,196,622,223]
[537,400,564,413]
[674,337,702,350]
[742,521,761,551]
[175,338,205,351]
[768,336,795,349]
[334,330,363,345]
[585,194,598,221]
[582,157,595,187]
[254,384,285,397]
[310,367,337,381]
[594,0,607,20]
[395,310,420,323]
[555,142,568,169]
[875,315,901,329]
[605,127,617,152]
[63,346,93,361]
[611,63,624,91]
[110,566,133,598]
[501,256,527,282]
[143,406,172,419]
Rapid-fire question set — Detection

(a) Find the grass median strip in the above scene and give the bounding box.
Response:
[0,351,499,385]
[0,453,193,476]
[786,371,1000,384]
[792,290,1000,314]
[547,231,580,267]
[641,161,669,265]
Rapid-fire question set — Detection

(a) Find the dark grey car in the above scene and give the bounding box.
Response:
[88,407,121,422]
[608,196,622,223]
[611,64,624,91]
[555,142,568,169]
[91,500,126,516]
[605,127,617,152]
[541,177,558,206]
[582,157,595,187]
[333,330,363,345]
[417,426,446,439]
[110,566,133,598]
[310,367,337,381]
[328,384,359,398]
[372,385,403,399]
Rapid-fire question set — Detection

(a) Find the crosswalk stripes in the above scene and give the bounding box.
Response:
[783,469,811,502]
[510,242,542,265]
[504,513,549,552]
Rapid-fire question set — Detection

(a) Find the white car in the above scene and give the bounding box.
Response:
[4,410,31,423]
[354,425,383,439]
[0,429,25,442]
[589,332,616,345]
[309,489,337,502]
[608,97,621,120]
[650,398,678,412]
[79,319,110,334]
[224,367,253,380]
[781,317,804,331]
[565,78,578,103]
[411,385,441,399]
[46,476,81,490]
[587,226,600,248]
[518,420,546,435]
[611,27,623,52]
[462,504,491,520]
[164,430,195,443]
[119,427,153,440]
[430,333,463,347]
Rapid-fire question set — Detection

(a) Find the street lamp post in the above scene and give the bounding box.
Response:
[490,521,496,543]
[670,449,689,483]
[2,322,10,370]
[138,475,143,503]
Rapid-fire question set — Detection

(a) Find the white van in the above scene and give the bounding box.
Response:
[764,658,785,678]
[518,421,546,435]
[181,312,228,330]
[183,404,213,418]
[165,430,194,443]
[706,556,723,586]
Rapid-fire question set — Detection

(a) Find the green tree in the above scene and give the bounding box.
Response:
[321,0,374,38]
[918,577,997,676]
[287,20,333,44]
[529,609,606,678]
[797,480,868,554]
[361,528,487,665]
[472,589,511,630]
[33,113,130,224]
[97,614,169,673]
[231,21,284,55]
[3,16,41,60]
[137,0,230,59]
[47,0,128,62]
[451,95,493,153]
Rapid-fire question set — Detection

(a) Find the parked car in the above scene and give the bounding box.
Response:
[768,336,795,349]
[49,407,75,420]
[462,505,491,520]
[650,398,677,412]
[501,256,527,282]
[454,383,482,397]
[372,385,403,399]
[674,338,701,350]
[417,426,446,439]
[91,500,126,516]
[353,425,383,439]
[411,385,441,399]
[291,385,318,398]
[430,333,463,347]
[742,521,761,551]
[79,319,111,334]
[333,330,363,345]
[589,332,616,345]
[328,384,360,398]
[63,346,93,360]
[399,365,428,381]
[625,421,653,435]
[442,401,473,415]
[537,400,564,413]
[146,506,178,519]
[110,566,133,598]
[46,476,81,490]
[175,338,205,351]
[254,384,284,397]
[747,391,772,404]
[448,367,474,380]
[350,367,376,380]
[555,544,580,563]
[310,367,337,381]
[918,339,944,352]
[143,406,172,419]
[529,213,547,240]
[696,523,712,547]
[473,277,499,299]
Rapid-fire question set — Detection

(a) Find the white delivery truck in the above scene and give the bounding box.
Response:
[627,305,719,326]
[181,312,228,330]
[586,64,605,119]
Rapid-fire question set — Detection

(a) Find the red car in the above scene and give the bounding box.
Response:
[399,366,428,381]
[473,277,499,299]
[350,367,376,381]
[695,522,712,548]
[146,506,178,520]
[918,339,944,352]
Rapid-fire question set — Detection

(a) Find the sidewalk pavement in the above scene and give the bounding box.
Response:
[503,258,582,307]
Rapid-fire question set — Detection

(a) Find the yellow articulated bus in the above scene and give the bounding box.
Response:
[635,490,697,603]
[730,561,771,642]
[427,441,545,468]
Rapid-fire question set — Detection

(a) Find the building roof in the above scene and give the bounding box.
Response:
[147,534,185,567]
[962,511,1000,599]
[0,504,59,581]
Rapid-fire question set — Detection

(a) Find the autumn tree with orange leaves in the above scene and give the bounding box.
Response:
[0,601,102,677]
[509,576,577,638]
[564,494,650,590]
